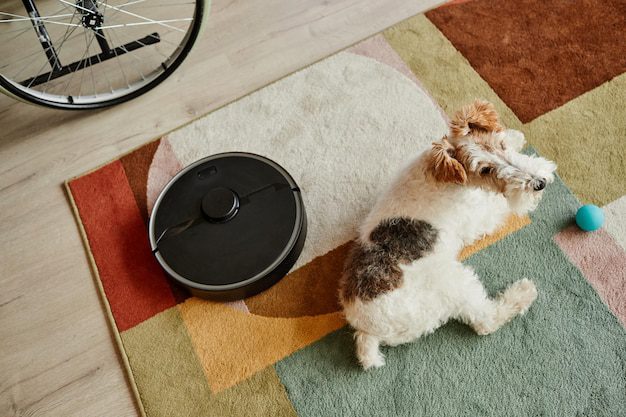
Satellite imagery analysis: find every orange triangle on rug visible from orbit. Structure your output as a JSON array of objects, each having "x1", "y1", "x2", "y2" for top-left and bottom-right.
[{"x1": 179, "y1": 298, "x2": 345, "y2": 393}]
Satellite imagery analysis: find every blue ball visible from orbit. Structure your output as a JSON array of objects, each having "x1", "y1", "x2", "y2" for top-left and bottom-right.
[{"x1": 575, "y1": 204, "x2": 604, "y2": 232}]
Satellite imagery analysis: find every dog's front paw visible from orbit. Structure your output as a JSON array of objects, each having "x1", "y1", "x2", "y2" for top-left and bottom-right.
[
  {"x1": 501, "y1": 129, "x2": 526, "y2": 152},
  {"x1": 505, "y1": 190, "x2": 542, "y2": 215},
  {"x1": 530, "y1": 156, "x2": 557, "y2": 185}
]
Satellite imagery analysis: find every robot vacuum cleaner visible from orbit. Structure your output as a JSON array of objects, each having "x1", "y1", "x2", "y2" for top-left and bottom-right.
[{"x1": 149, "y1": 152, "x2": 307, "y2": 301}]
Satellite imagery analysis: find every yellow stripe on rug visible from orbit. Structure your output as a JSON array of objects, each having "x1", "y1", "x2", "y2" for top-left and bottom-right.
[{"x1": 459, "y1": 214, "x2": 531, "y2": 260}]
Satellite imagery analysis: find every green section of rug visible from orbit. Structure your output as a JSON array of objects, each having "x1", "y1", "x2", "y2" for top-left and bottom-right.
[{"x1": 275, "y1": 168, "x2": 626, "y2": 417}]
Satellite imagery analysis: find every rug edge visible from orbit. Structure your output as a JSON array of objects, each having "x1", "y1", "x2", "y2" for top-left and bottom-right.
[
  {"x1": 65, "y1": 138, "x2": 162, "y2": 184},
  {"x1": 64, "y1": 180, "x2": 148, "y2": 417}
]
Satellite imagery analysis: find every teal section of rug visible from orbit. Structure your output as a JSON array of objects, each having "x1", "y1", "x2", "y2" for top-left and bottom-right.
[{"x1": 274, "y1": 171, "x2": 626, "y2": 417}]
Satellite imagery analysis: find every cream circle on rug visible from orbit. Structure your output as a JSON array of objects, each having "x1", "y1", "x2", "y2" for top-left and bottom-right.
[{"x1": 149, "y1": 51, "x2": 448, "y2": 269}]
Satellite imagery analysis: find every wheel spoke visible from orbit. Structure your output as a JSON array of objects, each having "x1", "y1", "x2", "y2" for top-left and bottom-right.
[
  {"x1": 120, "y1": 2, "x2": 196, "y2": 8},
  {"x1": 1, "y1": 5, "x2": 78, "y2": 70},
  {"x1": 92, "y1": 43, "x2": 115, "y2": 94},
  {"x1": 96, "y1": 0, "x2": 185, "y2": 48},
  {"x1": 56, "y1": 0, "x2": 96, "y2": 15},
  {"x1": 2, "y1": 25, "x2": 37, "y2": 46},
  {"x1": 0, "y1": 11, "x2": 81, "y2": 27},
  {"x1": 104, "y1": 26, "x2": 146, "y2": 80},
  {"x1": 0, "y1": 13, "x2": 74, "y2": 23},
  {"x1": 95, "y1": 0, "x2": 185, "y2": 32},
  {"x1": 13, "y1": 39, "x2": 60, "y2": 81},
  {"x1": 43, "y1": 11, "x2": 79, "y2": 93},
  {"x1": 115, "y1": 0, "x2": 147, "y2": 8},
  {"x1": 99, "y1": 18, "x2": 191, "y2": 30},
  {"x1": 1, "y1": 1, "x2": 73, "y2": 35},
  {"x1": 61, "y1": 27, "x2": 95, "y2": 95},
  {"x1": 4, "y1": 24, "x2": 83, "y2": 73}
]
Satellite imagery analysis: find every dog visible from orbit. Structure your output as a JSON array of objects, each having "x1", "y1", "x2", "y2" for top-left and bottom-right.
[{"x1": 338, "y1": 100, "x2": 556, "y2": 370}]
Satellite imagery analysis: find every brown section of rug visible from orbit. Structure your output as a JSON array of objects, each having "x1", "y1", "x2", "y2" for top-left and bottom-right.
[
  {"x1": 120, "y1": 139, "x2": 161, "y2": 223},
  {"x1": 426, "y1": 0, "x2": 626, "y2": 122},
  {"x1": 245, "y1": 242, "x2": 351, "y2": 318}
]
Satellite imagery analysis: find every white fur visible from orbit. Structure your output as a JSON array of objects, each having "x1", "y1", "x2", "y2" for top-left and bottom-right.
[
  {"x1": 343, "y1": 129, "x2": 553, "y2": 370},
  {"x1": 497, "y1": 128, "x2": 526, "y2": 152}
]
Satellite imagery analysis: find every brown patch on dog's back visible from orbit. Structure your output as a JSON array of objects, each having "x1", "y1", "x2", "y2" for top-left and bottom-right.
[
  {"x1": 340, "y1": 244, "x2": 403, "y2": 303},
  {"x1": 370, "y1": 217, "x2": 438, "y2": 261},
  {"x1": 340, "y1": 218, "x2": 438, "y2": 302}
]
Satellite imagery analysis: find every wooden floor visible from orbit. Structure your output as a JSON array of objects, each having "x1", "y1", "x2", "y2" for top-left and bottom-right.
[{"x1": 0, "y1": 0, "x2": 441, "y2": 415}]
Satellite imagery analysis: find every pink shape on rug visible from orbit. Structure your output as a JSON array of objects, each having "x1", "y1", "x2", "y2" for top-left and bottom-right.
[
  {"x1": 554, "y1": 226, "x2": 626, "y2": 327},
  {"x1": 146, "y1": 137, "x2": 184, "y2": 216},
  {"x1": 348, "y1": 34, "x2": 448, "y2": 122},
  {"x1": 440, "y1": 0, "x2": 474, "y2": 7},
  {"x1": 226, "y1": 300, "x2": 249, "y2": 313}
]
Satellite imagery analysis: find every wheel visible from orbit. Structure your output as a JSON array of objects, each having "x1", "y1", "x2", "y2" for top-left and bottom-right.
[{"x1": 0, "y1": 0, "x2": 209, "y2": 109}]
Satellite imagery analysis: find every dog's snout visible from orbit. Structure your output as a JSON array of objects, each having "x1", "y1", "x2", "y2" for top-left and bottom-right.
[{"x1": 533, "y1": 179, "x2": 546, "y2": 191}]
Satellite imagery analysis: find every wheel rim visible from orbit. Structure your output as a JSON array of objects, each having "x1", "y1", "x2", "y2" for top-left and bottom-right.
[{"x1": 0, "y1": 0, "x2": 202, "y2": 107}]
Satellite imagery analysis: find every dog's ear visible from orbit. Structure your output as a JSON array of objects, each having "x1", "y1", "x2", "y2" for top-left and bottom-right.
[
  {"x1": 449, "y1": 100, "x2": 503, "y2": 138},
  {"x1": 426, "y1": 138, "x2": 467, "y2": 184}
]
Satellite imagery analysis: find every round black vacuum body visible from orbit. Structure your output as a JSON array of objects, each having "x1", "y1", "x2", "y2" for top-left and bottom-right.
[{"x1": 149, "y1": 152, "x2": 307, "y2": 301}]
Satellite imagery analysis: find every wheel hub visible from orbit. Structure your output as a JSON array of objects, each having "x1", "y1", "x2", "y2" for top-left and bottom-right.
[
  {"x1": 77, "y1": 0, "x2": 104, "y2": 29},
  {"x1": 81, "y1": 12, "x2": 103, "y2": 29}
]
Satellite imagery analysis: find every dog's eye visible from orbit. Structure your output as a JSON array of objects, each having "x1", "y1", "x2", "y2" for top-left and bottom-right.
[{"x1": 479, "y1": 166, "x2": 493, "y2": 176}]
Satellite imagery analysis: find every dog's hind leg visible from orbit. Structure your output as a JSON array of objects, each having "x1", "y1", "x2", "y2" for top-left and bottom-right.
[
  {"x1": 355, "y1": 330, "x2": 385, "y2": 370},
  {"x1": 454, "y1": 267, "x2": 538, "y2": 335}
]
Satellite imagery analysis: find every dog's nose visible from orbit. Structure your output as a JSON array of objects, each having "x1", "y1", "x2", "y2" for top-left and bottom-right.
[{"x1": 533, "y1": 179, "x2": 546, "y2": 191}]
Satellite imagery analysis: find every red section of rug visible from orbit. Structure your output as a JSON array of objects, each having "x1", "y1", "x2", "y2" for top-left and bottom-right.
[{"x1": 69, "y1": 161, "x2": 176, "y2": 331}]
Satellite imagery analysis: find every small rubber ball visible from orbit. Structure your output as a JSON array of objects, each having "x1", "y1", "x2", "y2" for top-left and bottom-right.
[{"x1": 575, "y1": 204, "x2": 604, "y2": 232}]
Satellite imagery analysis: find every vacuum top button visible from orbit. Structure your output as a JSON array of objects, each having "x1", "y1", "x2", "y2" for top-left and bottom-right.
[{"x1": 201, "y1": 187, "x2": 239, "y2": 222}]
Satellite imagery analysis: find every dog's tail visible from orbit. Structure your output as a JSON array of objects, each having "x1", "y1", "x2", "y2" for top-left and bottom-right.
[
  {"x1": 355, "y1": 330, "x2": 385, "y2": 370},
  {"x1": 449, "y1": 99, "x2": 502, "y2": 138}
]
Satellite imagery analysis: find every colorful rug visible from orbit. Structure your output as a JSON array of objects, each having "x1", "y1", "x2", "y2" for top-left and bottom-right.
[{"x1": 67, "y1": 1, "x2": 626, "y2": 416}]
